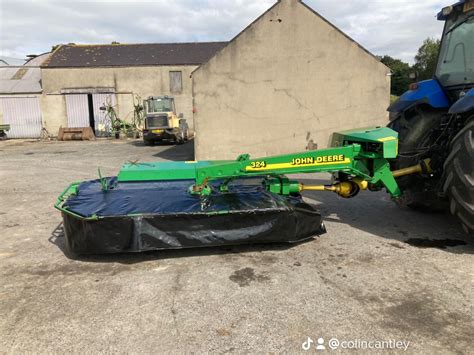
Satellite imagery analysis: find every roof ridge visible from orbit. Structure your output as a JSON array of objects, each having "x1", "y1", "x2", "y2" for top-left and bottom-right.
[{"x1": 61, "y1": 41, "x2": 228, "y2": 48}]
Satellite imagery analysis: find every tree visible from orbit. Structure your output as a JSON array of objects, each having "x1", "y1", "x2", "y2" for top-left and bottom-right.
[
  {"x1": 413, "y1": 38, "x2": 441, "y2": 81},
  {"x1": 380, "y1": 55, "x2": 412, "y2": 96}
]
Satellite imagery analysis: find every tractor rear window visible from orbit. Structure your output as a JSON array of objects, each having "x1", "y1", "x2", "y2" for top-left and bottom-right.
[{"x1": 436, "y1": 16, "x2": 474, "y2": 87}]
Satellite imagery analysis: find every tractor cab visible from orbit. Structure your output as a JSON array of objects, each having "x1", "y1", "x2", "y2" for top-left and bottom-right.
[
  {"x1": 389, "y1": 0, "x2": 474, "y2": 117},
  {"x1": 436, "y1": 1, "x2": 474, "y2": 100},
  {"x1": 142, "y1": 96, "x2": 188, "y2": 145}
]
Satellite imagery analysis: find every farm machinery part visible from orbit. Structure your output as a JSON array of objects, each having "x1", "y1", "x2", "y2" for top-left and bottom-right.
[
  {"x1": 0, "y1": 124, "x2": 10, "y2": 140},
  {"x1": 388, "y1": 0, "x2": 474, "y2": 233},
  {"x1": 55, "y1": 127, "x2": 431, "y2": 255}
]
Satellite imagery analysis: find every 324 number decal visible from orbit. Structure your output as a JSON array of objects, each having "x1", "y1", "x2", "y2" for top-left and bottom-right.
[{"x1": 250, "y1": 161, "x2": 267, "y2": 169}]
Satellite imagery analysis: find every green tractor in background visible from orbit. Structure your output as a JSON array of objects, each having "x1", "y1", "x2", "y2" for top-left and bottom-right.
[
  {"x1": 388, "y1": 0, "x2": 474, "y2": 234},
  {"x1": 142, "y1": 96, "x2": 189, "y2": 145}
]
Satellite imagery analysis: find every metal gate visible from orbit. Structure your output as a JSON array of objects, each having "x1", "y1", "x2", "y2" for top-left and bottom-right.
[
  {"x1": 92, "y1": 93, "x2": 116, "y2": 135},
  {"x1": 65, "y1": 94, "x2": 89, "y2": 128},
  {"x1": 0, "y1": 96, "x2": 42, "y2": 138}
]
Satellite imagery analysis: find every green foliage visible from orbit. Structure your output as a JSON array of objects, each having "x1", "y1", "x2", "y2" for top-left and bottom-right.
[
  {"x1": 380, "y1": 55, "x2": 412, "y2": 96},
  {"x1": 380, "y1": 37, "x2": 441, "y2": 97},
  {"x1": 390, "y1": 95, "x2": 399, "y2": 104},
  {"x1": 413, "y1": 38, "x2": 441, "y2": 81}
]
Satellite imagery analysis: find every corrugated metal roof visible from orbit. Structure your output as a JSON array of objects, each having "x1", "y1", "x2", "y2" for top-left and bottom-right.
[
  {"x1": 0, "y1": 56, "x2": 26, "y2": 66},
  {"x1": 43, "y1": 42, "x2": 228, "y2": 68},
  {"x1": 0, "y1": 52, "x2": 51, "y2": 94}
]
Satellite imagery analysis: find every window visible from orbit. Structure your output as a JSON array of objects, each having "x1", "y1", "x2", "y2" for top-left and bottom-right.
[
  {"x1": 146, "y1": 97, "x2": 173, "y2": 113},
  {"x1": 436, "y1": 16, "x2": 474, "y2": 87},
  {"x1": 169, "y1": 71, "x2": 183, "y2": 94}
]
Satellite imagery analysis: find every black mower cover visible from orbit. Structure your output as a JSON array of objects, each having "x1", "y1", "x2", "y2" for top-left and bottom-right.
[{"x1": 61, "y1": 178, "x2": 326, "y2": 254}]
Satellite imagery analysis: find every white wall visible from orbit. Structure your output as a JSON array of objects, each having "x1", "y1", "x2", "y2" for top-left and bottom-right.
[
  {"x1": 41, "y1": 65, "x2": 197, "y2": 136},
  {"x1": 193, "y1": 0, "x2": 390, "y2": 160}
]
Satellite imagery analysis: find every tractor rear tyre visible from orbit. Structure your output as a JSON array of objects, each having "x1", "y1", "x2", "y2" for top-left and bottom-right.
[
  {"x1": 388, "y1": 108, "x2": 446, "y2": 211},
  {"x1": 443, "y1": 119, "x2": 474, "y2": 235}
]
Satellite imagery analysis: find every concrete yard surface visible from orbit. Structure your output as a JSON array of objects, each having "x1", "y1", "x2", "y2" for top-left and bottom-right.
[{"x1": 0, "y1": 139, "x2": 472, "y2": 353}]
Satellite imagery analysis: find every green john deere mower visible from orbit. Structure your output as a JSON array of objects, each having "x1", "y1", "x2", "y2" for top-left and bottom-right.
[
  {"x1": 54, "y1": 1, "x2": 474, "y2": 255},
  {"x1": 55, "y1": 126, "x2": 434, "y2": 255}
]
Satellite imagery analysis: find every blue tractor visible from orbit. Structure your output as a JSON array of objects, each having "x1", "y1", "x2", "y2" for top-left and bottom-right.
[{"x1": 388, "y1": 0, "x2": 473, "y2": 234}]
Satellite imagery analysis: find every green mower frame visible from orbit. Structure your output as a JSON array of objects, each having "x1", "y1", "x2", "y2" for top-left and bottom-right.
[{"x1": 115, "y1": 127, "x2": 427, "y2": 200}]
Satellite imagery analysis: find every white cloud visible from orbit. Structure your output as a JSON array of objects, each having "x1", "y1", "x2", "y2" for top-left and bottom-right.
[
  {"x1": 0, "y1": 0, "x2": 447, "y2": 63},
  {"x1": 304, "y1": 0, "x2": 446, "y2": 63}
]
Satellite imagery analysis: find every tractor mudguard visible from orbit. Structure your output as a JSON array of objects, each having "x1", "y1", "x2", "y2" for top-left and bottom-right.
[
  {"x1": 449, "y1": 88, "x2": 474, "y2": 114},
  {"x1": 388, "y1": 79, "x2": 450, "y2": 118}
]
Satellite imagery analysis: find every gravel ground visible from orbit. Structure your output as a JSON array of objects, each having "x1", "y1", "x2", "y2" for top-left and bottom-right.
[{"x1": 0, "y1": 138, "x2": 472, "y2": 353}]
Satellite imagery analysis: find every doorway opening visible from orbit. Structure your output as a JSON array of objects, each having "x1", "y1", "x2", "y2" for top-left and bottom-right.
[
  {"x1": 65, "y1": 91, "x2": 116, "y2": 136},
  {"x1": 87, "y1": 94, "x2": 95, "y2": 135}
]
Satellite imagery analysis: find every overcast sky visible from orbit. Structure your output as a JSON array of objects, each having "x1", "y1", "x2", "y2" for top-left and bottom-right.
[{"x1": 0, "y1": 0, "x2": 447, "y2": 64}]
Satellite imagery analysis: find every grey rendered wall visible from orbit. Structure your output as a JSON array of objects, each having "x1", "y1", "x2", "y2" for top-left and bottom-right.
[
  {"x1": 41, "y1": 65, "x2": 197, "y2": 136},
  {"x1": 193, "y1": 0, "x2": 390, "y2": 160}
]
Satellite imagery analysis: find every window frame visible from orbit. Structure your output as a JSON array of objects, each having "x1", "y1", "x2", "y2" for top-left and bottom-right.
[{"x1": 169, "y1": 71, "x2": 183, "y2": 94}]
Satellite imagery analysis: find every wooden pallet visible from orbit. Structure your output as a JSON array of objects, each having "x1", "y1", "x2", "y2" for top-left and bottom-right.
[{"x1": 58, "y1": 127, "x2": 95, "y2": 141}]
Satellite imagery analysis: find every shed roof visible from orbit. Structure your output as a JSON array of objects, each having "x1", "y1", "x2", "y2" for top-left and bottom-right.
[
  {"x1": 43, "y1": 42, "x2": 228, "y2": 68},
  {"x1": 0, "y1": 56, "x2": 26, "y2": 66},
  {"x1": 0, "y1": 52, "x2": 51, "y2": 94}
]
